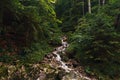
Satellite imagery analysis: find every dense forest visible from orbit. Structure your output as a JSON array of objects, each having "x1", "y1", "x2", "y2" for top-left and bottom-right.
[{"x1": 0, "y1": 0, "x2": 120, "y2": 80}]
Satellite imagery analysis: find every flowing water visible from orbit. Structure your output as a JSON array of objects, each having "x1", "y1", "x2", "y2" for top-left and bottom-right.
[{"x1": 37, "y1": 37, "x2": 97, "y2": 80}]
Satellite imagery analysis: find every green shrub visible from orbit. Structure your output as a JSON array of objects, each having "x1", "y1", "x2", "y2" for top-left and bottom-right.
[
  {"x1": 0, "y1": 66, "x2": 8, "y2": 77},
  {"x1": 68, "y1": 13, "x2": 120, "y2": 78}
]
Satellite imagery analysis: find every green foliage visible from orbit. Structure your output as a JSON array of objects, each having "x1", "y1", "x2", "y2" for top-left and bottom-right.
[
  {"x1": 0, "y1": 0, "x2": 120, "y2": 79},
  {"x1": 0, "y1": 66, "x2": 7, "y2": 77},
  {"x1": 0, "y1": 55, "x2": 15, "y2": 63},
  {"x1": 20, "y1": 42, "x2": 52, "y2": 63},
  {"x1": 0, "y1": 0, "x2": 60, "y2": 44},
  {"x1": 0, "y1": 0, "x2": 61, "y2": 63},
  {"x1": 55, "y1": 0, "x2": 87, "y2": 32},
  {"x1": 67, "y1": 1, "x2": 120, "y2": 78}
]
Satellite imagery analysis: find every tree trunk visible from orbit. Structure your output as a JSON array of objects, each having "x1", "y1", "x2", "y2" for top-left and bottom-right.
[
  {"x1": 115, "y1": 14, "x2": 120, "y2": 31},
  {"x1": 88, "y1": 0, "x2": 91, "y2": 14},
  {"x1": 69, "y1": 0, "x2": 73, "y2": 17},
  {"x1": 102, "y1": 0, "x2": 105, "y2": 5},
  {"x1": 99, "y1": 0, "x2": 101, "y2": 6},
  {"x1": 82, "y1": 0, "x2": 85, "y2": 16},
  {"x1": 0, "y1": 3, "x2": 3, "y2": 26}
]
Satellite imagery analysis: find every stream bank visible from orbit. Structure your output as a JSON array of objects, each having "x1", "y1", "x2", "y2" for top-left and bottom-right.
[
  {"x1": 37, "y1": 36, "x2": 97, "y2": 80},
  {"x1": 0, "y1": 37, "x2": 97, "y2": 80}
]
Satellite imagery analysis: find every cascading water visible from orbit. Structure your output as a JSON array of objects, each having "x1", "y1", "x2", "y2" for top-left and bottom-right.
[
  {"x1": 37, "y1": 36, "x2": 97, "y2": 80},
  {"x1": 53, "y1": 51, "x2": 72, "y2": 73}
]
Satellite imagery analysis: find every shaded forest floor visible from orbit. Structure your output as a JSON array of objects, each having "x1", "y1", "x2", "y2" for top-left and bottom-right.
[{"x1": 0, "y1": 38, "x2": 97, "y2": 80}]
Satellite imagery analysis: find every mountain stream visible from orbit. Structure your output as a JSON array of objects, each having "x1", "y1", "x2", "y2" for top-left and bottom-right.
[{"x1": 37, "y1": 37, "x2": 97, "y2": 80}]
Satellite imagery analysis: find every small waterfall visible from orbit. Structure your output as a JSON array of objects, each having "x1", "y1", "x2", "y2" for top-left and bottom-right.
[
  {"x1": 53, "y1": 37, "x2": 71, "y2": 72},
  {"x1": 37, "y1": 36, "x2": 96, "y2": 80},
  {"x1": 54, "y1": 52, "x2": 72, "y2": 72},
  {"x1": 52, "y1": 38, "x2": 72, "y2": 73}
]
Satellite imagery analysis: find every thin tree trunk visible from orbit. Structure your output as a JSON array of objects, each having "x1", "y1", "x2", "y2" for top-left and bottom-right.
[
  {"x1": 102, "y1": 0, "x2": 105, "y2": 5},
  {"x1": 69, "y1": 0, "x2": 73, "y2": 17},
  {"x1": 88, "y1": 0, "x2": 91, "y2": 14},
  {"x1": 0, "y1": 10, "x2": 3, "y2": 25},
  {"x1": 0, "y1": 4, "x2": 3, "y2": 26},
  {"x1": 99, "y1": 0, "x2": 101, "y2": 6}
]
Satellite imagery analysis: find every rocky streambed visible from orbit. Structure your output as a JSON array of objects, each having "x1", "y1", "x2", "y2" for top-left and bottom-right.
[
  {"x1": 0, "y1": 37, "x2": 97, "y2": 80},
  {"x1": 37, "y1": 37, "x2": 97, "y2": 80}
]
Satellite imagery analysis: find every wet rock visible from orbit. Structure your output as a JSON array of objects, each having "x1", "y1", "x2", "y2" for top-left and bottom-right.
[
  {"x1": 44, "y1": 37, "x2": 96, "y2": 80},
  {"x1": 58, "y1": 70, "x2": 67, "y2": 79},
  {"x1": 60, "y1": 54, "x2": 69, "y2": 62},
  {"x1": 0, "y1": 62, "x2": 3, "y2": 66},
  {"x1": 37, "y1": 70, "x2": 46, "y2": 80},
  {"x1": 45, "y1": 53, "x2": 53, "y2": 59},
  {"x1": 0, "y1": 36, "x2": 97, "y2": 80},
  {"x1": 70, "y1": 59, "x2": 79, "y2": 68},
  {"x1": 52, "y1": 53, "x2": 57, "y2": 57}
]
